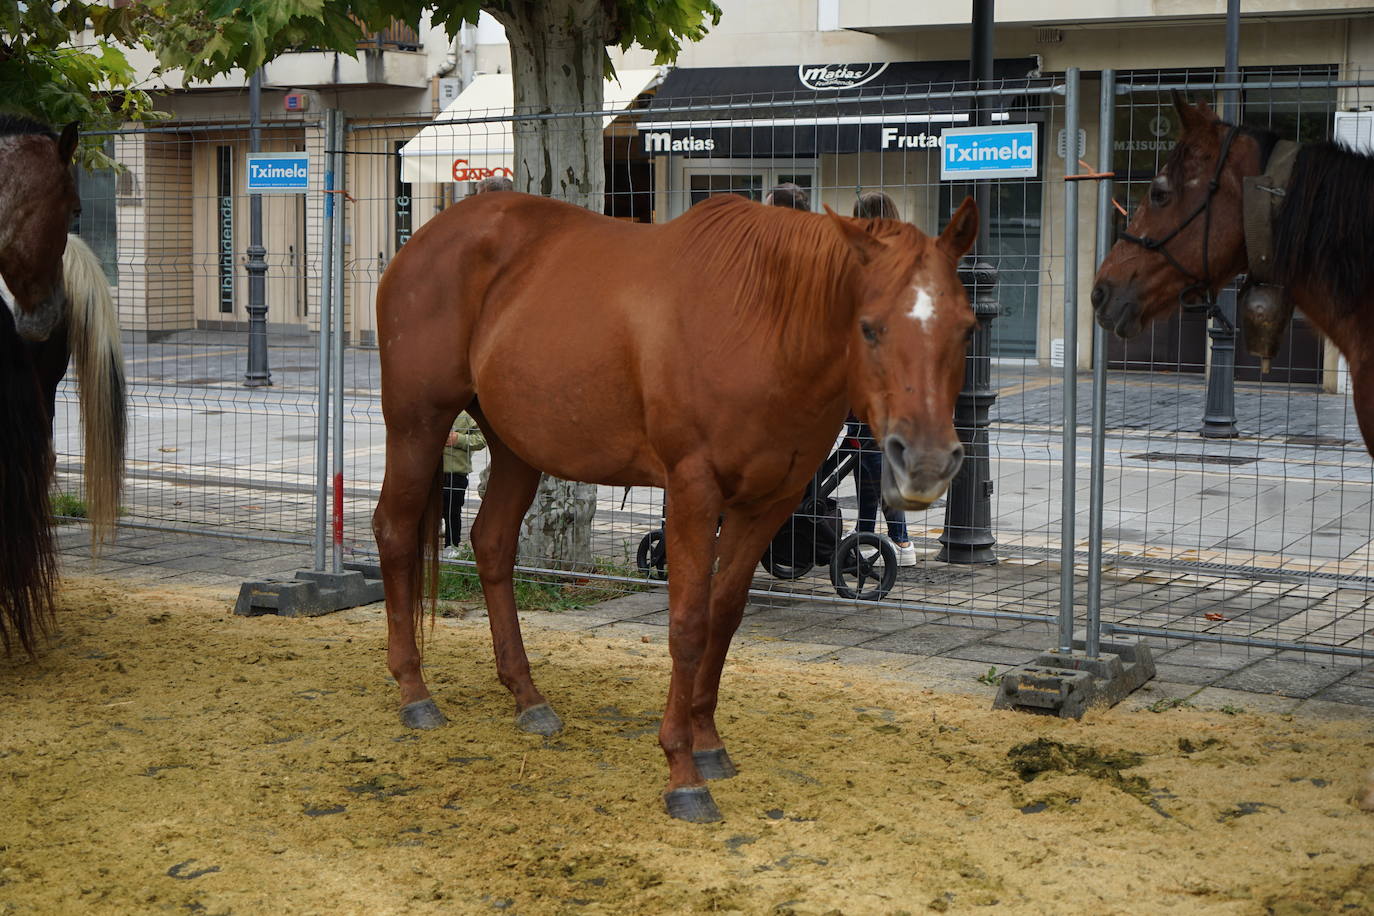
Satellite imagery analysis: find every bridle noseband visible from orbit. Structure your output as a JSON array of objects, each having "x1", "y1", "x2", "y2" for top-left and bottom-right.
[{"x1": 1118, "y1": 124, "x2": 1242, "y2": 327}]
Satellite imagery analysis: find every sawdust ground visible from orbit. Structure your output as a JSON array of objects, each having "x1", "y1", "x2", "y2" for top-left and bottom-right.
[{"x1": 1, "y1": 578, "x2": 1372, "y2": 915}]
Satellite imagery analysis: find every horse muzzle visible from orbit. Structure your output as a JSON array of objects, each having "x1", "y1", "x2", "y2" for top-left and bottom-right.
[
  {"x1": 11, "y1": 289, "x2": 64, "y2": 343},
  {"x1": 1090, "y1": 280, "x2": 1144, "y2": 339},
  {"x1": 880, "y1": 434, "x2": 964, "y2": 510}
]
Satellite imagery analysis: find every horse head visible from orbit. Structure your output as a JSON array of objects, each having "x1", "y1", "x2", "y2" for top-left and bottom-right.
[
  {"x1": 0, "y1": 121, "x2": 79, "y2": 343},
  {"x1": 1092, "y1": 94, "x2": 1261, "y2": 338},
  {"x1": 826, "y1": 197, "x2": 978, "y2": 510}
]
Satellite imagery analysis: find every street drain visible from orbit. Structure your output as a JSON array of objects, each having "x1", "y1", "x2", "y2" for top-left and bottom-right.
[{"x1": 1129, "y1": 452, "x2": 1258, "y2": 466}]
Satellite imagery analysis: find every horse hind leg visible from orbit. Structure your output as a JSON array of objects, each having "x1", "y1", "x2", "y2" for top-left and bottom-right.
[
  {"x1": 373, "y1": 403, "x2": 458, "y2": 729},
  {"x1": 467, "y1": 423, "x2": 562, "y2": 736}
]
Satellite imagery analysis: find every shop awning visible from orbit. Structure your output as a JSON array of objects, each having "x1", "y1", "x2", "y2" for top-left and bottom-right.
[
  {"x1": 399, "y1": 69, "x2": 661, "y2": 184},
  {"x1": 638, "y1": 59, "x2": 1041, "y2": 158}
]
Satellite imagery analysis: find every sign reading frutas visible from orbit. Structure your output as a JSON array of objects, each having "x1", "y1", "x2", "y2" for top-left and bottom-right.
[
  {"x1": 940, "y1": 124, "x2": 1039, "y2": 180},
  {"x1": 245, "y1": 153, "x2": 310, "y2": 193}
]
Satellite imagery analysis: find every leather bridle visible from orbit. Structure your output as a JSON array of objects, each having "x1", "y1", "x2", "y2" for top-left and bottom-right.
[{"x1": 1117, "y1": 123, "x2": 1242, "y2": 327}]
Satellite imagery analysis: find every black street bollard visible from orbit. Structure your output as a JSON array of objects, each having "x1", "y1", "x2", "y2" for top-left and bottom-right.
[{"x1": 938, "y1": 257, "x2": 999, "y2": 564}]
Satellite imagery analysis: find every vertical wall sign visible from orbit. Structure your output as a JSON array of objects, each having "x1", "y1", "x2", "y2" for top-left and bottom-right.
[
  {"x1": 216, "y1": 146, "x2": 234, "y2": 313},
  {"x1": 394, "y1": 141, "x2": 413, "y2": 253}
]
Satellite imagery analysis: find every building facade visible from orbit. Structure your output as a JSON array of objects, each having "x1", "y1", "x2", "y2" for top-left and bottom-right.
[{"x1": 81, "y1": 2, "x2": 1374, "y2": 384}]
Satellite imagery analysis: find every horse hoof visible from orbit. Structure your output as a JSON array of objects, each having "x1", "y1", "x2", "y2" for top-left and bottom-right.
[
  {"x1": 400, "y1": 698, "x2": 447, "y2": 730},
  {"x1": 664, "y1": 786, "x2": 722, "y2": 823},
  {"x1": 693, "y1": 748, "x2": 739, "y2": 780},
  {"x1": 515, "y1": 703, "x2": 563, "y2": 736}
]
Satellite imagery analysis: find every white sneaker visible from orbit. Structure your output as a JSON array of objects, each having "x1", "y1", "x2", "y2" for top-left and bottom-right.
[
  {"x1": 441, "y1": 545, "x2": 461, "y2": 560},
  {"x1": 892, "y1": 541, "x2": 918, "y2": 567}
]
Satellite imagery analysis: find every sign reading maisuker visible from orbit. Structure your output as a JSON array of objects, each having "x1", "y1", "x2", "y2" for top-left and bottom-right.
[
  {"x1": 940, "y1": 124, "x2": 1038, "y2": 180},
  {"x1": 245, "y1": 153, "x2": 310, "y2": 193}
]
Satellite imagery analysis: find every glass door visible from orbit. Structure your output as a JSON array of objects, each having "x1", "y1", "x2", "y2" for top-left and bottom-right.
[{"x1": 675, "y1": 161, "x2": 817, "y2": 217}]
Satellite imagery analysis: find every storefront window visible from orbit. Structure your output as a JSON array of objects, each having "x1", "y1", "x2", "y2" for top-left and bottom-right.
[
  {"x1": 75, "y1": 139, "x2": 118, "y2": 286},
  {"x1": 940, "y1": 180, "x2": 1043, "y2": 359}
]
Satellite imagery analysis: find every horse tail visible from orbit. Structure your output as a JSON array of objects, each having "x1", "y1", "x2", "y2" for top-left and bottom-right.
[
  {"x1": 0, "y1": 304, "x2": 57, "y2": 655},
  {"x1": 62, "y1": 234, "x2": 126, "y2": 549},
  {"x1": 418, "y1": 467, "x2": 443, "y2": 645}
]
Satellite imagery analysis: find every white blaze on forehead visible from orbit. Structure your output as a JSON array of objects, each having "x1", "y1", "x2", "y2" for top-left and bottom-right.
[{"x1": 907, "y1": 284, "x2": 937, "y2": 326}]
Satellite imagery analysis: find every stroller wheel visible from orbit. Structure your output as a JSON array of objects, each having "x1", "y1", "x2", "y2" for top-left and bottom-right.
[
  {"x1": 830, "y1": 532, "x2": 898, "y2": 600},
  {"x1": 636, "y1": 530, "x2": 667, "y2": 580},
  {"x1": 760, "y1": 544, "x2": 814, "y2": 580}
]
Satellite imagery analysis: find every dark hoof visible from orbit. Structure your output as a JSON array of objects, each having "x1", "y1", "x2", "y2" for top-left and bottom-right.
[
  {"x1": 693, "y1": 748, "x2": 739, "y2": 780},
  {"x1": 664, "y1": 786, "x2": 722, "y2": 823},
  {"x1": 515, "y1": 703, "x2": 563, "y2": 736},
  {"x1": 400, "y1": 698, "x2": 447, "y2": 730}
]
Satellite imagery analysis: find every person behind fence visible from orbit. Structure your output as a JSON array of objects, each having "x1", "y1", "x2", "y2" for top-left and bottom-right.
[
  {"x1": 475, "y1": 175, "x2": 513, "y2": 194},
  {"x1": 441, "y1": 411, "x2": 486, "y2": 560},
  {"x1": 764, "y1": 182, "x2": 809, "y2": 210},
  {"x1": 845, "y1": 189, "x2": 917, "y2": 567}
]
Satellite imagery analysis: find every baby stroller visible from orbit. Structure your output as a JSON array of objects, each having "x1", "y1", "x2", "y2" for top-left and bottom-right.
[{"x1": 635, "y1": 426, "x2": 900, "y2": 600}]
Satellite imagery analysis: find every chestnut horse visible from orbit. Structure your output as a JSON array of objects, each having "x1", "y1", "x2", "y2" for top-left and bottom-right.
[
  {"x1": 1092, "y1": 96, "x2": 1374, "y2": 811},
  {"x1": 373, "y1": 190, "x2": 978, "y2": 821},
  {"x1": 1, "y1": 116, "x2": 126, "y2": 655}
]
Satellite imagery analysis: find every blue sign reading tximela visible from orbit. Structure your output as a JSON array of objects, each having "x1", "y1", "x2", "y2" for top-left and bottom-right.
[
  {"x1": 940, "y1": 124, "x2": 1038, "y2": 180},
  {"x1": 245, "y1": 153, "x2": 310, "y2": 193}
]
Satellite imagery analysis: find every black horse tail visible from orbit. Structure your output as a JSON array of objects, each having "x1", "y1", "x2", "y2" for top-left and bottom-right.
[{"x1": 0, "y1": 303, "x2": 57, "y2": 655}]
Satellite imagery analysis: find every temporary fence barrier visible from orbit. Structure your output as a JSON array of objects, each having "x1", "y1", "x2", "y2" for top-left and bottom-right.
[{"x1": 48, "y1": 68, "x2": 1374, "y2": 662}]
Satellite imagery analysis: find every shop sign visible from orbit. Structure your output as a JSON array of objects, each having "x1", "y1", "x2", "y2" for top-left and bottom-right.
[
  {"x1": 940, "y1": 124, "x2": 1038, "y2": 180},
  {"x1": 451, "y1": 159, "x2": 513, "y2": 182},
  {"x1": 245, "y1": 153, "x2": 310, "y2": 193},
  {"x1": 879, "y1": 127, "x2": 940, "y2": 149},
  {"x1": 642, "y1": 132, "x2": 716, "y2": 154},
  {"x1": 797, "y1": 63, "x2": 890, "y2": 91}
]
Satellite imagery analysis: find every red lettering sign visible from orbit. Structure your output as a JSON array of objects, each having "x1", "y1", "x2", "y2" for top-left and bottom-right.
[{"x1": 451, "y1": 159, "x2": 514, "y2": 182}]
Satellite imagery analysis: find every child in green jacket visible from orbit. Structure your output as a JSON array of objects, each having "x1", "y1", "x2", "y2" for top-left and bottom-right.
[{"x1": 442, "y1": 412, "x2": 486, "y2": 559}]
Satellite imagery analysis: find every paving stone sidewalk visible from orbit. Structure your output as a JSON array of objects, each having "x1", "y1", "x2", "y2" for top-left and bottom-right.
[{"x1": 53, "y1": 526, "x2": 1374, "y2": 722}]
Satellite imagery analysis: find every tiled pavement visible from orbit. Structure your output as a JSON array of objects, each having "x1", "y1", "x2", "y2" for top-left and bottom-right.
[{"x1": 54, "y1": 525, "x2": 1374, "y2": 721}]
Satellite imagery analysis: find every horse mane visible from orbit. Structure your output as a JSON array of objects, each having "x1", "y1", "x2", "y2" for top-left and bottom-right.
[
  {"x1": 671, "y1": 195, "x2": 917, "y2": 355},
  {"x1": 0, "y1": 114, "x2": 55, "y2": 140},
  {"x1": 1272, "y1": 139, "x2": 1374, "y2": 313}
]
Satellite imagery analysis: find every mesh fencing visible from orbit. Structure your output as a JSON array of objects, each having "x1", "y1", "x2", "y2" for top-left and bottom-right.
[{"x1": 53, "y1": 70, "x2": 1374, "y2": 660}]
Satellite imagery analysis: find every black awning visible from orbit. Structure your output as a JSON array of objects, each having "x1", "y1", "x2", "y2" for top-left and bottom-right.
[{"x1": 638, "y1": 58, "x2": 1043, "y2": 158}]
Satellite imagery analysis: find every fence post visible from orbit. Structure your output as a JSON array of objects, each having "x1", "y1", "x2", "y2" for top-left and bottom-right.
[
  {"x1": 1058, "y1": 67, "x2": 1081, "y2": 653},
  {"x1": 331, "y1": 113, "x2": 348, "y2": 573},
  {"x1": 314, "y1": 109, "x2": 338, "y2": 572},
  {"x1": 1086, "y1": 72, "x2": 1116, "y2": 658}
]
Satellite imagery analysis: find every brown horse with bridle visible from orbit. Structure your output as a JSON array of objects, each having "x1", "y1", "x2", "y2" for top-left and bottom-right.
[
  {"x1": 1092, "y1": 94, "x2": 1374, "y2": 812},
  {"x1": 1093, "y1": 93, "x2": 1374, "y2": 435},
  {"x1": 373, "y1": 190, "x2": 978, "y2": 821}
]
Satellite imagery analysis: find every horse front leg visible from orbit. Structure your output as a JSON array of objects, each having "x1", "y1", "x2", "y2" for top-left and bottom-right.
[
  {"x1": 373, "y1": 407, "x2": 455, "y2": 729},
  {"x1": 659, "y1": 471, "x2": 726, "y2": 822},
  {"x1": 690, "y1": 496, "x2": 802, "y2": 781}
]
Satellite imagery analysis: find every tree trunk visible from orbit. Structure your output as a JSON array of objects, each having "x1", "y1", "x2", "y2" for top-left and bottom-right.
[{"x1": 489, "y1": 0, "x2": 609, "y2": 570}]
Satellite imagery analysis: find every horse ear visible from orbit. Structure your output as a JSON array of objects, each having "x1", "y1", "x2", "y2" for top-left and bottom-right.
[
  {"x1": 938, "y1": 196, "x2": 979, "y2": 261},
  {"x1": 57, "y1": 122, "x2": 79, "y2": 164},
  {"x1": 1171, "y1": 92, "x2": 1214, "y2": 131},
  {"x1": 823, "y1": 204, "x2": 884, "y2": 265}
]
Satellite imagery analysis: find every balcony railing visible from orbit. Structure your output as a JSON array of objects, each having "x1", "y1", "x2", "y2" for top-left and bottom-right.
[{"x1": 357, "y1": 19, "x2": 421, "y2": 52}]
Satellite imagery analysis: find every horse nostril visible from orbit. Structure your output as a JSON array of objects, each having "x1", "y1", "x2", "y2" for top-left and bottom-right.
[
  {"x1": 1090, "y1": 282, "x2": 1108, "y2": 310},
  {"x1": 946, "y1": 443, "x2": 965, "y2": 477},
  {"x1": 882, "y1": 435, "x2": 908, "y2": 474}
]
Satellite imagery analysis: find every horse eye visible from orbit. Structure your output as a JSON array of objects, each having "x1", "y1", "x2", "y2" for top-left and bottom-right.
[
  {"x1": 1148, "y1": 186, "x2": 1170, "y2": 208},
  {"x1": 860, "y1": 320, "x2": 881, "y2": 344}
]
